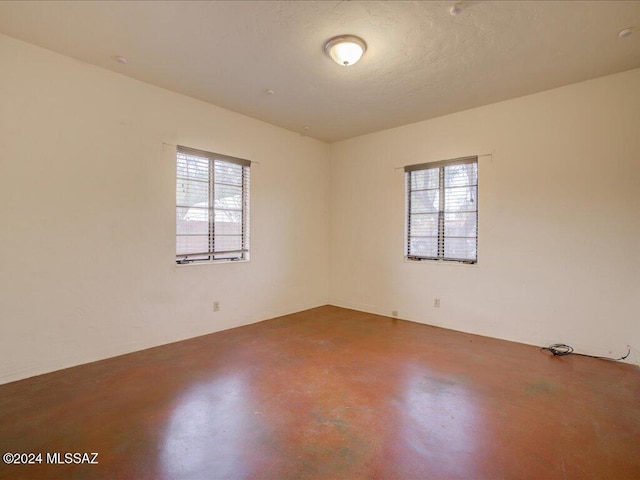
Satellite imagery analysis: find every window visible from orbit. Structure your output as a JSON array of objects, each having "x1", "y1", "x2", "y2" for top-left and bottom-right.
[
  {"x1": 405, "y1": 156, "x2": 477, "y2": 264},
  {"x1": 176, "y1": 146, "x2": 250, "y2": 264}
]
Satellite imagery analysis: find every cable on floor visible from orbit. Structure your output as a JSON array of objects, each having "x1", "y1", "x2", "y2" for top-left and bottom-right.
[
  {"x1": 541, "y1": 343, "x2": 630, "y2": 361},
  {"x1": 541, "y1": 344, "x2": 573, "y2": 356}
]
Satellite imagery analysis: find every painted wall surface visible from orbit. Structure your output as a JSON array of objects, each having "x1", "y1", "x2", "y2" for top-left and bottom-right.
[
  {"x1": 2, "y1": 33, "x2": 639, "y2": 385},
  {"x1": 330, "y1": 68, "x2": 640, "y2": 364},
  {"x1": 0, "y1": 34, "x2": 330, "y2": 384}
]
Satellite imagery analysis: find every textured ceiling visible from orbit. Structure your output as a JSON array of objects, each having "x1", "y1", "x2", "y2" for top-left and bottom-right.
[{"x1": 0, "y1": 1, "x2": 639, "y2": 143}]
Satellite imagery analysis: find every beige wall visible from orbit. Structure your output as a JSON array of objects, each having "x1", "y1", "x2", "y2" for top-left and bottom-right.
[
  {"x1": 330, "y1": 68, "x2": 640, "y2": 364},
  {"x1": 2, "y1": 33, "x2": 639, "y2": 385},
  {"x1": 0, "y1": 34, "x2": 330, "y2": 384}
]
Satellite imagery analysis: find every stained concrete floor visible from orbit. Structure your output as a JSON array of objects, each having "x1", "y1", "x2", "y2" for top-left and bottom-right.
[{"x1": 0, "y1": 306, "x2": 639, "y2": 479}]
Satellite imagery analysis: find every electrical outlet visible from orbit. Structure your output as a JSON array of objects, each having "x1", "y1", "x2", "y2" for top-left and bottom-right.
[
  {"x1": 213, "y1": 301, "x2": 220, "y2": 312},
  {"x1": 392, "y1": 310, "x2": 398, "y2": 317},
  {"x1": 434, "y1": 298, "x2": 440, "y2": 308}
]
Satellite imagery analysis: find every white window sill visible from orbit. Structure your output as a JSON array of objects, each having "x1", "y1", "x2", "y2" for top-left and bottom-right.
[
  {"x1": 175, "y1": 259, "x2": 250, "y2": 267},
  {"x1": 404, "y1": 257, "x2": 477, "y2": 267}
]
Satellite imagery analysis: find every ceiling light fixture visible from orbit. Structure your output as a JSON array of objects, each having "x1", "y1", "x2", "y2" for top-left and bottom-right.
[
  {"x1": 449, "y1": 2, "x2": 464, "y2": 16},
  {"x1": 324, "y1": 35, "x2": 367, "y2": 66},
  {"x1": 618, "y1": 27, "x2": 633, "y2": 39}
]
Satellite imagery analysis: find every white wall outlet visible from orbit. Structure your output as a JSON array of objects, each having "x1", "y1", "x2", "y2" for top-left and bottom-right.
[
  {"x1": 392, "y1": 310, "x2": 398, "y2": 317},
  {"x1": 434, "y1": 298, "x2": 440, "y2": 308},
  {"x1": 213, "y1": 301, "x2": 220, "y2": 312}
]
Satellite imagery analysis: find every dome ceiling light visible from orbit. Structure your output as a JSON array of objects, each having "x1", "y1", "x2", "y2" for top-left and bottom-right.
[{"x1": 324, "y1": 35, "x2": 367, "y2": 66}]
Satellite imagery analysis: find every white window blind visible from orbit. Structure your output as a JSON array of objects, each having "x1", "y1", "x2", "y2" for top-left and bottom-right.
[
  {"x1": 405, "y1": 156, "x2": 478, "y2": 264},
  {"x1": 176, "y1": 146, "x2": 250, "y2": 264}
]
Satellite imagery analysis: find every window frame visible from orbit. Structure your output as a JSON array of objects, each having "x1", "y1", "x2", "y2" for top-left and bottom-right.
[
  {"x1": 175, "y1": 145, "x2": 250, "y2": 265},
  {"x1": 405, "y1": 156, "x2": 478, "y2": 264}
]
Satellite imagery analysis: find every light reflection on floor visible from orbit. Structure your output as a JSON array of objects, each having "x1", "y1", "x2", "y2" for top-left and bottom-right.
[
  {"x1": 400, "y1": 363, "x2": 481, "y2": 476},
  {"x1": 159, "y1": 373, "x2": 253, "y2": 480}
]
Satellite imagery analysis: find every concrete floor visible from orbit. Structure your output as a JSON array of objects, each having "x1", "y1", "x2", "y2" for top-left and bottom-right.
[{"x1": 0, "y1": 305, "x2": 639, "y2": 479}]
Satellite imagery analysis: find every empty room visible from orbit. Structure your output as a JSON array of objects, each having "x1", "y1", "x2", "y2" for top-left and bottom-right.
[{"x1": 1, "y1": 1, "x2": 639, "y2": 479}]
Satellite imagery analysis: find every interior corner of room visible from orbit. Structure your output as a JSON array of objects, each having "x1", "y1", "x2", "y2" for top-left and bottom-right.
[
  {"x1": 4, "y1": 35, "x2": 637, "y2": 385},
  {"x1": 0, "y1": 1, "x2": 639, "y2": 477}
]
